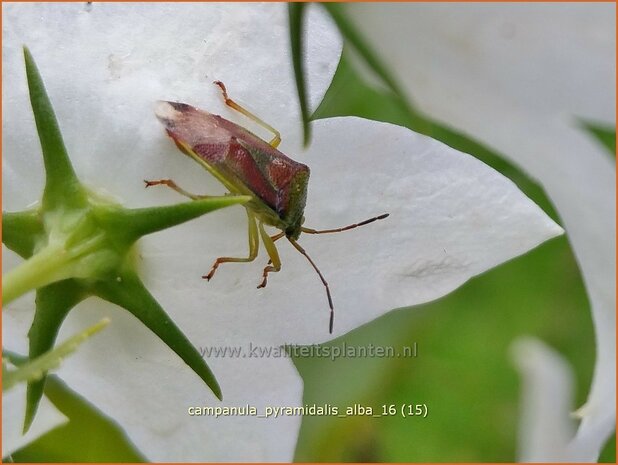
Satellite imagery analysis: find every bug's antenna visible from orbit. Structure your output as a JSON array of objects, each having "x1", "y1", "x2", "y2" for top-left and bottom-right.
[
  {"x1": 301, "y1": 213, "x2": 389, "y2": 235},
  {"x1": 288, "y1": 238, "x2": 334, "y2": 333}
]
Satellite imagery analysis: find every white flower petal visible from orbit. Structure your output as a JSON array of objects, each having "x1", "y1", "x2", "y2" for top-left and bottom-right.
[
  {"x1": 2, "y1": 383, "x2": 67, "y2": 457},
  {"x1": 346, "y1": 3, "x2": 615, "y2": 459},
  {"x1": 511, "y1": 337, "x2": 576, "y2": 462}
]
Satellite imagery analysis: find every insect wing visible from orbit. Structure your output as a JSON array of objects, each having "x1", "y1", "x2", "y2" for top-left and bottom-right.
[{"x1": 155, "y1": 101, "x2": 308, "y2": 221}]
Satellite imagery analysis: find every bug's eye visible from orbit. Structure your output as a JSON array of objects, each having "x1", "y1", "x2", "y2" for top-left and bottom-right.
[{"x1": 301, "y1": 216, "x2": 306, "y2": 225}]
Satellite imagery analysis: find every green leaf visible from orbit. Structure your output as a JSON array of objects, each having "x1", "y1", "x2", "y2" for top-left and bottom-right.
[
  {"x1": 97, "y1": 195, "x2": 251, "y2": 242},
  {"x1": 288, "y1": 3, "x2": 312, "y2": 146},
  {"x1": 2, "y1": 209, "x2": 43, "y2": 258},
  {"x1": 23, "y1": 46, "x2": 86, "y2": 210},
  {"x1": 580, "y1": 120, "x2": 616, "y2": 156},
  {"x1": 92, "y1": 268, "x2": 222, "y2": 400},
  {"x1": 25, "y1": 281, "x2": 87, "y2": 432},
  {"x1": 8, "y1": 370, "x2": 145, "y2": 462},
  {"x1": 4, "y1": 319, "x2": 109, "y2": 391}
]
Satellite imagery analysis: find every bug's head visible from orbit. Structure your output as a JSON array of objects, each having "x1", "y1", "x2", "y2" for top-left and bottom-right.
[
  {"x1": 285, "y1": 215, "x2": 305, "y2": 239},
  {"x1": 285, "y1": 222, "x2": 302, "y2": 241},
  {"x1": 282, "y1": 171, "x2": 309, "y2": 240}
]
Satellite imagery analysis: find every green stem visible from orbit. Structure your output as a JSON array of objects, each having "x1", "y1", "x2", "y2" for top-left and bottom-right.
[{"x1": 3, "y1": 244, "x2": 76, "y2": 305}]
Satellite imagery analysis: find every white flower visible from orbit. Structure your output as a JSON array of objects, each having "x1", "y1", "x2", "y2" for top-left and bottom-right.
[
  {"x1": 3, "y1": 3, "x2": 562, "y2": 460},
  {"x1": 344, "y1": 3, "x2": 615, "y2": 460}
]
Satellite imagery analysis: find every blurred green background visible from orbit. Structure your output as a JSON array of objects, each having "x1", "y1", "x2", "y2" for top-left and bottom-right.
[{"x1": 8, "y1": 41, "x2": 615, "y2": 465}]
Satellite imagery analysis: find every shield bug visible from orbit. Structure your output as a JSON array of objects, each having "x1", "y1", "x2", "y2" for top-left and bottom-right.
[{"x1": 148, "y1": 81, "x2": 388, "y2": 333}]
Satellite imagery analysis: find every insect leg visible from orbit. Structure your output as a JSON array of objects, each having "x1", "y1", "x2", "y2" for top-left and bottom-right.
[
  {"x1": 288, "y1": 238, "x2": 335, "y2": 334},
  {"x1": 203, "y1": 210, "x2": 259, "y2": 281},
  {"x1": 256, "y1": 223, "x2": 282, "y2": 289},
  {"x1": 214, "y1": 80, "x2": 282, "y2": 148},
  {"x1": 271, "y1": 231, "x2": 285, "y2": 243},
  {"x1": 144, "y1": 179, "x2": 213, "y2": 200},
  {"x1": 264, "y1": 232, "x2": 285, "y2": 265}
]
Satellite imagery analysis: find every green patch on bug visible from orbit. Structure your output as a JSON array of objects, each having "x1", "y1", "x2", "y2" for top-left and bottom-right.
[{"x1": 148, "y1": 82, "x2": 388, "y2": 333}]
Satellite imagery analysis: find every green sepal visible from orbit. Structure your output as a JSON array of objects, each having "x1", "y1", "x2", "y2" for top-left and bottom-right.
[
  {"x1": 4, "y1": 319, "x2": 109, "y2": 392},
  {"x1": 91, "y1": 267, "x2": 223, "y2": 400},
  {"x1": 25, "y1": 281, "x2": 88, "y2": 432},
  {"x1": 2, "y1": 209, "x2": 44, "y2": 258},
  {"x1": 23, "y1": 47, "x2": 86, "y2": 211},
  {"x1": 96, "y1": 195, "x2": 250, "y2": 243},
  {"x1": 288, "y1": 4, "x2": 312, "y2": 147}
]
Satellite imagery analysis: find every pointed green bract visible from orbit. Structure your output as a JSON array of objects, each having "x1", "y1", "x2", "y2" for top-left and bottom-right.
[
  {"x1": 23, "y1": 47, "x2": 86, "y2": 211},
  {"x1": 92, "y1": 268, "x2": 223, "y2": 400},
  {"x1": 288, "y1": 3, "x2": 312, "y2": 147},
  {"x1": 24, "y1": 281, "x2": 87, "y2": 432},
  {"x1": 97, "y1": 195, "x2": 251, "y2": 242}
]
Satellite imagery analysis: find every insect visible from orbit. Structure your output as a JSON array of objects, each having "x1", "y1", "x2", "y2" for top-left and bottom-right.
[{"x1": 147, "y1": 81, "x2": 388, "y2": 333}]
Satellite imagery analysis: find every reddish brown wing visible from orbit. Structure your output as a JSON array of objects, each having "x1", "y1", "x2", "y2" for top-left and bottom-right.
[{"x1": 155, "y1": 101, "x2": 309, "y2": 222}]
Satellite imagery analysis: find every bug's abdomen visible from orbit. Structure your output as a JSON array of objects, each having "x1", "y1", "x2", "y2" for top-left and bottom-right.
[{"x1": 216, "y1": 139, "x2": 279, "y2": 208}]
